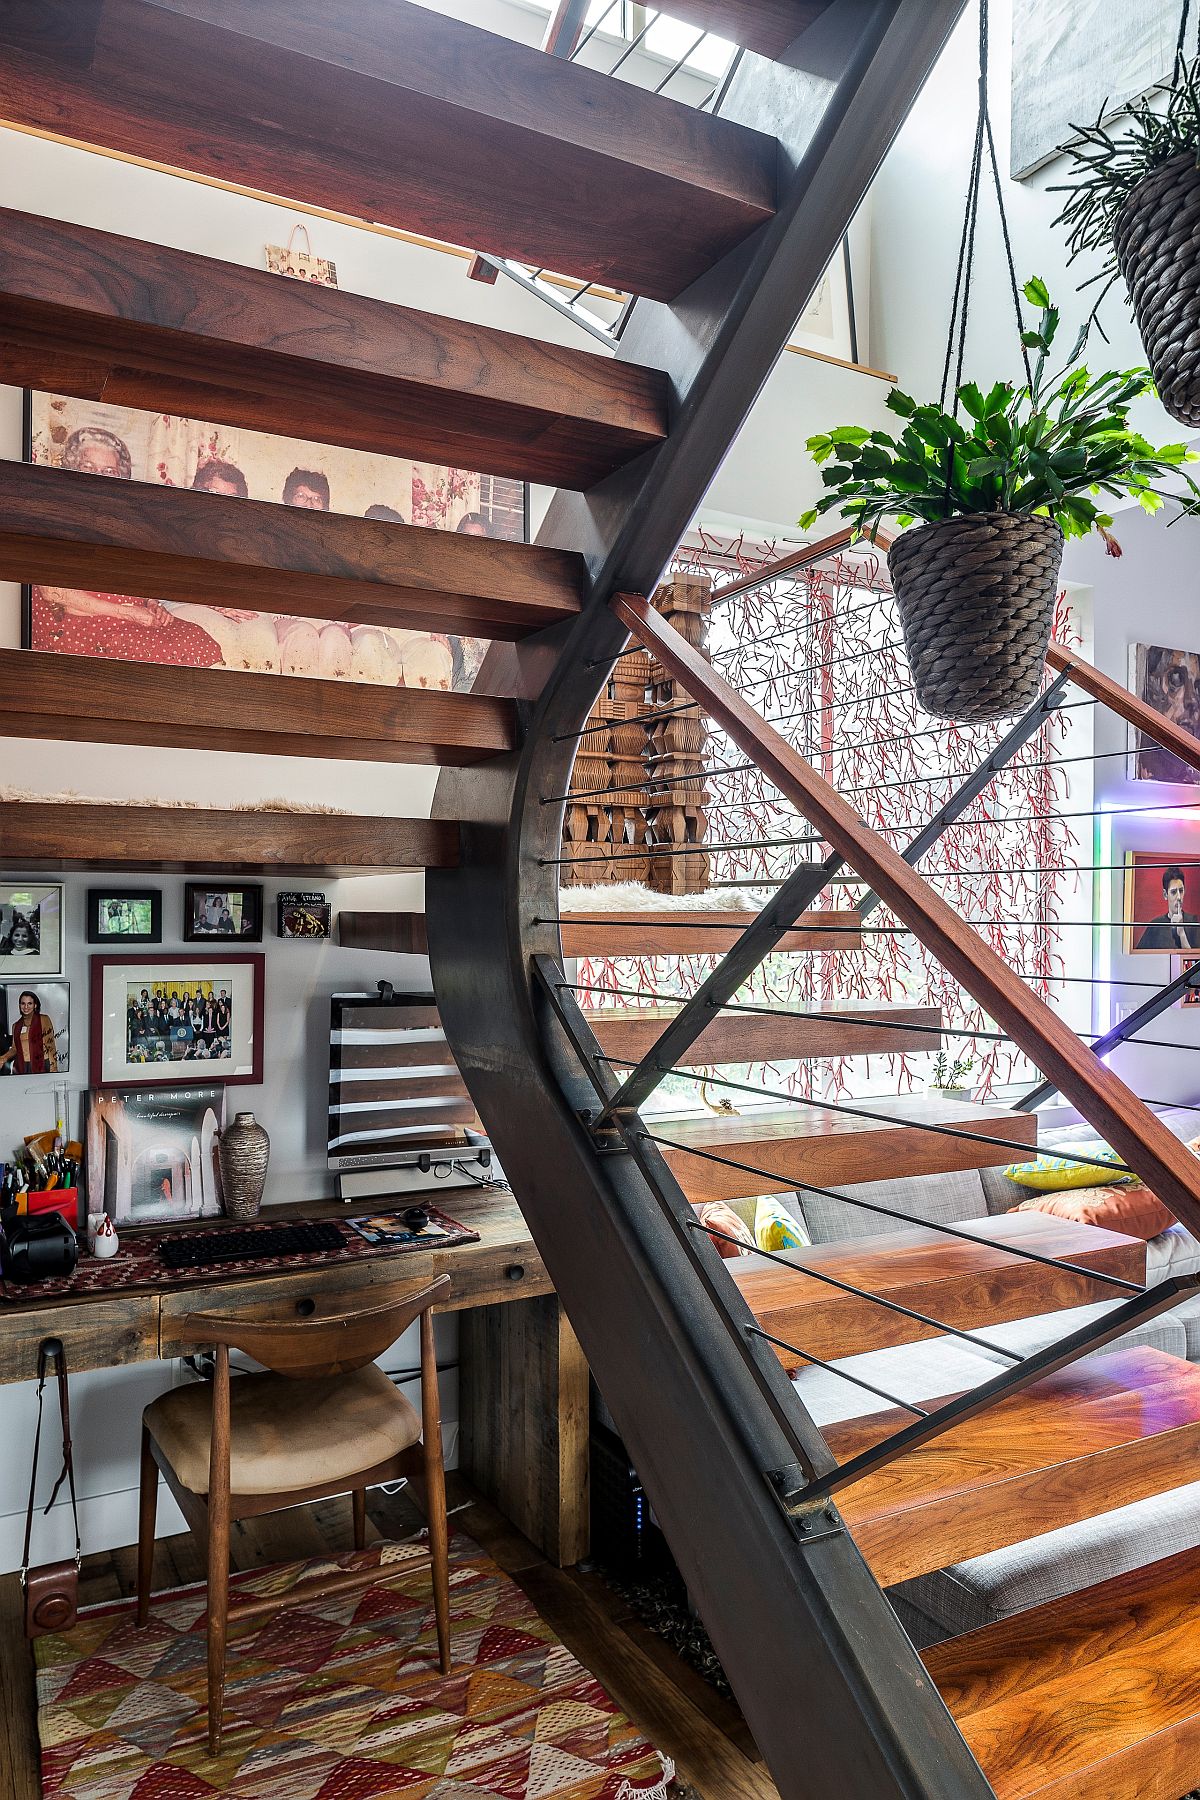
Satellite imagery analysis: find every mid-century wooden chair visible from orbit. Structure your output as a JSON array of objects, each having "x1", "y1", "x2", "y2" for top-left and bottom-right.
[{"x1": 136, "y1": 1274, "x2": 452, "y2": 1754}]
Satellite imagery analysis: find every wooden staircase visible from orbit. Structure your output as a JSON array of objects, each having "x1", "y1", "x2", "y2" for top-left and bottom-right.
[{"x1": 11, "y1": 3, "x2": 1200, "y2": 1798}]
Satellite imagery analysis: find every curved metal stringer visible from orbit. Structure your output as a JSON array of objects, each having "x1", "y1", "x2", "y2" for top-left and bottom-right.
[{"x1": 429, "y1": 5, "x2": 991, "y2": 1795}]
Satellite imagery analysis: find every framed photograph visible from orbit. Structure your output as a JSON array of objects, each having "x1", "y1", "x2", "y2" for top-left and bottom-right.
[
  {"x1": 1129, "y1": 643, "x2": 1200, "y2": 784},
  {"x1": 1174, "y1": 958, "x2": 1200, "y2": 1006},
  {"x1": 86, "y1": 1085, "x2": 225, "y2": 1225},
  {"x1": 278, "y1": 890, "x2": 331, "y2": 939},
  {"x1": 0, "y1": 982, "x2": 69, "y2": 1076},
  {"x1": 1123, "y1": 852, "x2": 1200, "y2": 953},
  {"x1": 91, "y1": 954, "x2": 264, "y2": 1087},
  {"x1": 0, "y1": 883, "x2": 63, "y2": 978},
  {"x1": 87, "y1": 888, "x2": 162, "y2": 945},
  {"x1": 22, "y1": 392, "x2": 528, "y2": 697},
  {"x1": 183, "y1": 884, "x2": 263, "y2": 942}
]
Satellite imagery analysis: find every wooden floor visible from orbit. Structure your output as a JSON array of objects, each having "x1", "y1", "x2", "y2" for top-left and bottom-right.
[{"x1": 0, "y1": 1475, "x2": 778, "y2": 1800}]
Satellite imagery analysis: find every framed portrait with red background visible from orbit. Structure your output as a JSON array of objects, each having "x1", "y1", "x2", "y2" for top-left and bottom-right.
[{"x1": 1123, "y1": 852, "x2": 1200, "y2": 955}]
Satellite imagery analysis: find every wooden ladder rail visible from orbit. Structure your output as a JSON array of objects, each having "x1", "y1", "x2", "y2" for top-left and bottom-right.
[{"x1": 612, "y1": 591, "x2": 1200, "y2": 1236}]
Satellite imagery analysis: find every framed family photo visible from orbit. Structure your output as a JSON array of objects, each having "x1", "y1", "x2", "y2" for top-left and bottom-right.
[
  {"x1": 0, "y1": 981, "x2": 69, "y2": 1076},
  {"x1": 87, "y1": 888, "x2": 162, "y2": 945},
  {"x1": 91, "y1": 954, "x2": 264, "y2": 1087},
  {"x1": 22, "y1": 391, "x2": 527, "y2": 696},
  {"x1": 0, "y1": 883, "x2": 62, "y2": 978},
  {"x1": 1123, "y1": 852, "x2": 1200, "y2": 953},
  {"x1": 183, "y1": 884, "x2": 263, "y2": 942}
]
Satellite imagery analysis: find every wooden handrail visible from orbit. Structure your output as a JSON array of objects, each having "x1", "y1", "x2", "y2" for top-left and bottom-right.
[
  {"x1": 711, "y1": 526, "x2": 892, "y2": 606},
  {"x1": 542, "y1": 0, "x2": 590, "y2": 55},
  {"x1": 613, "y1": 590, "x2": 1200, "y2": 1234},
  {"x1": 1047, "y1": 640, "x2": 1200, "y2": 776}
]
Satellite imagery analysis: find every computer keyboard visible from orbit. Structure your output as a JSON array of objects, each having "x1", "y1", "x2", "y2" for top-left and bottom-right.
[{"x1": 158, "y1": 1221, "x2": 346, "y2": 1270}]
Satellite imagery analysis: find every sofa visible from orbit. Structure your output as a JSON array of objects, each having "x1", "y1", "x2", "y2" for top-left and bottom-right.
[{"x1": 784, "y1": 1108, "x2": 1200, "y2": 1647}]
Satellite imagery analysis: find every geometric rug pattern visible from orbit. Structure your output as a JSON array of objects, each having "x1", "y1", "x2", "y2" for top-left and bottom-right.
[{"x1": 34, "y1": 1532, "x2": 675, "y2": 1799}]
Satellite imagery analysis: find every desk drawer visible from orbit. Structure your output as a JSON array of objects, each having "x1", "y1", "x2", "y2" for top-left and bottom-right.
[
  {"x1": 0, "y1": 1294, "x2": 158, "y2": 1382},
  {"x1": 157, "y1": 1240, "x2": 555, "y2": 1352}
]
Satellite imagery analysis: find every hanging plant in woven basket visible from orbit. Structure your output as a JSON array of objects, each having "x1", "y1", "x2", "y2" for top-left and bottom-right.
[
  {"x1": 1052, "y1": 7, "x2": 1200, "y2": 428},
  {"x1": 799, "y1": 0, "x2": 1200, "y2": 722}
]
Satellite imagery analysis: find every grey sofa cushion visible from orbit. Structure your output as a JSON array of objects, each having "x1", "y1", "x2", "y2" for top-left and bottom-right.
[
  {"x1": 792, "y1": 1336, "x2": 999, "y2": 1429},
  {"x1": 891, "y1": 1479, "x2": 1200, "y2": 1641},
  {"x1": 799, "y1": 1167, "x2": 990, "y2": 1245},
  {"x1": 965, "y1": 1298, "x2": 1189, "y2": 1364}
]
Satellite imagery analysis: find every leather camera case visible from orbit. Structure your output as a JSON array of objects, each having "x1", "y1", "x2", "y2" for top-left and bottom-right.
[{"x1": 24, "y1": 1557, "x2": 78, "y2": 1637}]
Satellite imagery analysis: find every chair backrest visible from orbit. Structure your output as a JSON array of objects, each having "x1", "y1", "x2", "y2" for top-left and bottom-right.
[{"x1": 181, "y1": 1273, "x2": 451, "y2": 1378}]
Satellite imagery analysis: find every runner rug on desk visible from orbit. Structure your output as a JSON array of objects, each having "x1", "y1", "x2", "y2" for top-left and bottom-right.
[
  {"x1": 33, "y1": 1531, "x2": 677, "y2": 1800},
  {"x1": 1, "y1": 1206, "x2": 480, "y2": 1302}
]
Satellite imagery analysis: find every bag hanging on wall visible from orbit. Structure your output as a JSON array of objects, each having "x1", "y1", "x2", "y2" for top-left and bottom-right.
[
  {"x1": 21, "y1": 1336, "x2": 80, "y2": 1638},
  {"x1": 264, "y1": 222, "x2": 338, "y2": 287}
]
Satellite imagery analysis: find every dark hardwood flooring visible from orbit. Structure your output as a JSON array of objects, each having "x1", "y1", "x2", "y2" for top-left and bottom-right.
[{"x1": 0, "y1": 1475, "x2": 777, "y2": 1800}]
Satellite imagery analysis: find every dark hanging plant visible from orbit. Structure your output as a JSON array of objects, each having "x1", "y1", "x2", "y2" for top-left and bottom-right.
[{"x1": 1051, "y1": 36, "x2": 1200, "y2": 426}]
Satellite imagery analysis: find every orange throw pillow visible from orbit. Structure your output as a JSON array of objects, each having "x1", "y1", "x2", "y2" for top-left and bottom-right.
[
  {"x1": 1017, "y1": 1186, "x2": 1175, "y2": 1240},
  {"x1": 694, "y1": 1201, "x2": 756, "y2": 1259}
]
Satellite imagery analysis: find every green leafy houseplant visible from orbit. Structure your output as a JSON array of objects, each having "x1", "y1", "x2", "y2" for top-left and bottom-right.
[
  {"x1": 799, "y1": 279, "x2": 1200, "y2": 721},
  {"x1": 1051, "y1": 54, "x2": 1200, "y2": 427},
  {"x1": 930, "y1": 1052, "x2": 975, "y2": 1096}
]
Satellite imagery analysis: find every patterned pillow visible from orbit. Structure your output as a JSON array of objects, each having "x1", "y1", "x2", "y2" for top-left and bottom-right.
[
  {"x1": 754, "y1": 1195, "x2": 809, "y2": 1252},
  {"x1": 1017, "y1": 1187, "x2": 1175, "y2": 1240},
  {"x1": 693, "y1": 1201, "x2": 755, "y2": 1259},
  {"x1": 1003, "y1": 1143, "x2": 1133, "y2": 1191}
]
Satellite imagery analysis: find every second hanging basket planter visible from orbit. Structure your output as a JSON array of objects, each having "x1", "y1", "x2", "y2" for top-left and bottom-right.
[
  {"x1": 886, "y1": 513, "x2": 1064, "y2": 722},
  {"x1": 1113, "y1": 150, "x2": 1200, "y2": 429}
]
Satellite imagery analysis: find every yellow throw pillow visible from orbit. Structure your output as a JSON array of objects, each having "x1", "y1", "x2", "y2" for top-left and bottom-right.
[
  {"x1": 1004, "y1": 1144, "x2": 1133, "y2": 1191},
  {"x1": 754, "y1": 1195, "x2": 808, "y2": 1253}
]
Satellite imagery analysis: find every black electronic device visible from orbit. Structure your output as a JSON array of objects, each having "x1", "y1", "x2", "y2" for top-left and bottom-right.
[
  {"x1": 157, "y1": 1220, "x2": 346, "y2": 1270},
  {"x1": 403, "y1": 1206, "x2": 431, "y2": 1230},
  {"x1": 3, "y1": 1215, "x2": 79, "y2": 1284}
]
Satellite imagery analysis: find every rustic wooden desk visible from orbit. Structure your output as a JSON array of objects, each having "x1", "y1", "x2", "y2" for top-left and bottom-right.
[{"x1": 0, "y1": 1188, "x2": 589, "y2": 1566}]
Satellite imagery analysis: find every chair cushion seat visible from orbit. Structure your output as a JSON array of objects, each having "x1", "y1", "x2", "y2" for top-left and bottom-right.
[{"x1": 144, "y1": 1363, "x2": 421, "y2": 1496}]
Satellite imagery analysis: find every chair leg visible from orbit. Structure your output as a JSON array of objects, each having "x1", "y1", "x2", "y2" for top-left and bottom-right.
[
  {"x1": 352, "y1": 1487, "x2": 367, "y2": 1552},
  {"x1": 136, "y1": 1426, "x2": 158, "y2": 1627},
  {"x1": 206, "y1": 1345, "x2": 232, "y2": 1757},
  {"x1": 423, "y1": 1430, "x2": 451, "y2": 1676}
]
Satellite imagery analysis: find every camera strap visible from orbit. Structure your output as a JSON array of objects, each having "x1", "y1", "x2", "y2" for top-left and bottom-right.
[{"x1": 21, "y1": 1337, "x2": 81, "y2": 1586}]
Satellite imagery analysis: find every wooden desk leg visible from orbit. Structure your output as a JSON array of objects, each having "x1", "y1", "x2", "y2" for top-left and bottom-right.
[{"x1": 459, "y1": 1294, "x2": 589, "y2": 1567}]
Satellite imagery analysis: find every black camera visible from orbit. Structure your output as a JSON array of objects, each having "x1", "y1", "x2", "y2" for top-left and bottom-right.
[{"x1": 3, "y1": 1214, "x2": 78, "y2": 1284}]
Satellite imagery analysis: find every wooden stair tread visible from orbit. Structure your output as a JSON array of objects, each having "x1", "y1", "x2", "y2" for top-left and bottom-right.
[
  {"x1": 589, "y1": 999, "x2": 942, "y2": 1064},
  {"x1": 0, "y1": 802, "x2": 457, "y2": 873},
  {"x1": 335, "y1": 908, "x2": 861, "y2": 957},
  {"x1": 0, "y1": 461, "x2": 585, "y2": 641},
  {"x1": 642, "y1": 2, "x2": 832, "y2": 58},
  {"x1": 0, "y1": 1, "x2": 778, "y2": 302},
  {"x1": 923, "y1": 1543, "x2": 1200, "y2": 1800},
  {"x1": 655, "y1": 1095, "x2": 1039, "y2": 1202},
  {"x1": 731, "y1": 1211, "x2": 1145, "y2": 1363},
  {"x1": 0, "y1": 650, "x2": 516, "y2": 766},
  {"x1": 826, "y1": 1347, "x2": 1200, "y2": 1587},
  {"x1": 0, "y1": 206, "x2": 669, "y2": 490}
]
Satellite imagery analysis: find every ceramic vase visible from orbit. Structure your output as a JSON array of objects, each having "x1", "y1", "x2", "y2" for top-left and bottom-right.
[{"x1": 218, "y1": 1112, "x2": 270, "y2": 1221}]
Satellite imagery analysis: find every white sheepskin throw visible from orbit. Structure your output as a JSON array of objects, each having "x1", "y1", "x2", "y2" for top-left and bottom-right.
[
  {"x1": 0, "y1": 787, "x2": 347, "y2": 813},
  {"x1": 558, "y1": 882, "x2": 770, "y2": 912}
]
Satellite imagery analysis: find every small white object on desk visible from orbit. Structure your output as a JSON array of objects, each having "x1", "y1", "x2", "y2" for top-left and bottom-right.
[{"x1": 90, "y1": 1214, "x2": 119, "y2": 1259}]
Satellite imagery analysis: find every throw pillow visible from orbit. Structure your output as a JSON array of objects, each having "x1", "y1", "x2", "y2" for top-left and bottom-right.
[
  {"x1": 694, "y1": 1201, "x2": 755, "y2": 1259},
  {"x1": 1016, "y1": 1186, "x2": 1174, "y2": 1240},
  {"x1": 754, "y1": 1195, "x2": 808, "y2": 1253},
  {"x1": 1003, "y1": 1143, "x2": 1133, "y2": 1191}
]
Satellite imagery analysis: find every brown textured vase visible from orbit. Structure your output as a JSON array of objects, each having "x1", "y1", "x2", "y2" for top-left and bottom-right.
[
  {"x1": 1114, "y1": 151, "x2": 1200, "y2": 430},
  {"x1": 218, "y1": 1112, "x2": 270, "y2": 1221},
  {"x1": 886, "y1": 512, "x2": 1064, "y2": 723}
]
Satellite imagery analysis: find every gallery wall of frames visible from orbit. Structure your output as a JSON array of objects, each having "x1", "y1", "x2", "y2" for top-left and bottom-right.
[{"x1": 0, "y1": 872, "x2": 433, "y2": 1212}]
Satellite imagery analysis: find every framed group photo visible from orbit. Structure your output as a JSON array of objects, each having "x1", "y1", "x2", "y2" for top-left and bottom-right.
[
  {"x1": 183, "y1": 884, "x2": 263, "y2": 942},
  {"x1": 91, "y1": 954, "x2": 264, "y2": 1087},
  {"x1": 0, "y1": 883, "x2": 62, "y2": 978}
]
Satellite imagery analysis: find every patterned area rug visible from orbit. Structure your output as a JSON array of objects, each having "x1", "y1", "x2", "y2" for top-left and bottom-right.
[{"x1": 33, "y1": 1534, "x2": 677, "y2": 1799}]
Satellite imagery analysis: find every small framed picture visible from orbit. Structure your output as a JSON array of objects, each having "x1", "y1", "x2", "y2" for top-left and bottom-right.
[
  {"x1": 1123, "y1": 852, "x2": 1200, "y2": 953},
  {"x1": 278, "y1": 890, "x2": 331, "y2": 939},
  {"x1": 183, "y1": 884, "x2": 263, "y2": 942},
  {"x1": 1175, "y1": 958, "x2": 1200, "y2": 1006},
  {"x1": 0, "y1": 981, "x2": 69, "y2": 1075},
  {"x1": 91, "y1": 954, "x2": 264, "y2": 1087},
  {"x1": 0, "y1": 884, "x2": 63, "y2": 978},
  {"x1": 87, "y1": 1085, "x2": 225, "y2": 1225},
  {"x1": 87, "y1": 889, "x2": 162, "y2": 945}
]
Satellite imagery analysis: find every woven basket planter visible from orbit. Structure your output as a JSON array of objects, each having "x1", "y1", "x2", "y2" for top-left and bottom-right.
[
  {"x1": 886, "y1": 513, "x2": 1064, "y2": 722},
  {"x1": 1114, "y1": 151, "x2": 1200, "y2": 428}
]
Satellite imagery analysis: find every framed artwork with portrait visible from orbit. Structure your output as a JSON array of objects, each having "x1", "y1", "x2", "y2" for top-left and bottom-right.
[
  {"x1": 91, "y1": 954, "x2": 264, "y2": 1087},
  {"x1": 0, "y1": 883, "x2": 62, "y2": 979},
  {"x1": 1123, "y1": 852, "x2": 1200, "y2": 953},
  {"x1": 1129, "y1": 643, "x2": 1200, "y2": 785},
  {"x1": 0, "y1": 982, "x2": 69, "y2": 1076},
  {"x1": 22, "y1": 392, "x2": 528, "y2": 696}
]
